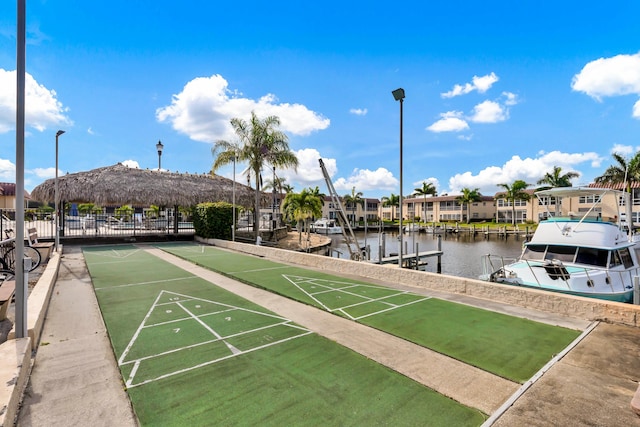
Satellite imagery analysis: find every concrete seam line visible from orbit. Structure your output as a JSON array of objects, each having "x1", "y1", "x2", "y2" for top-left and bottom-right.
[{"x1": 481, "y1": 320, "x2": 600, "y2": 427}]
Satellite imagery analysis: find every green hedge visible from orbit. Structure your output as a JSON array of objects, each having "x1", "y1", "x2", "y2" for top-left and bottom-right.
[{"x1": 193, "y1": 202, "x2": 237, "y2": 239}]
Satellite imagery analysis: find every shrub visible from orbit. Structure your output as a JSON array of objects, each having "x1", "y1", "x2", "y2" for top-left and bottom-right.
[{"x1": 193, "y1": 202, "x2": 237, "y2": 239}]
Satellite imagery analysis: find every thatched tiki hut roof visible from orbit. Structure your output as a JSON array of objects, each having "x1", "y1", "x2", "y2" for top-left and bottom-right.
[{"x1": 30, "y1": 163, "x2": 261, "y2": 207}]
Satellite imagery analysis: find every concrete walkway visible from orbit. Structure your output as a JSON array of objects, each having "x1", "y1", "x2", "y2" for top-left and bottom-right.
[
  {"x1": 15, "y1": 244, "x2": 640, "y2": 426},
  {"x1": 16, "y1": 247, "x2": 137, "y2": 426}
]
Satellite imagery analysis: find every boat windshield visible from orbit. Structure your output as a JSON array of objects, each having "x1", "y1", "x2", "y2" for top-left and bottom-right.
[{"x1": 522, "y1": 244, "x2": 609, "y2": 267}]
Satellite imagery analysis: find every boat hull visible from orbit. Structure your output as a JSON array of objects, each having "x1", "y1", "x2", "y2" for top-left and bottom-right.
[{"x1": 495, "y1": 278, "x2": 633, "y2": 303}]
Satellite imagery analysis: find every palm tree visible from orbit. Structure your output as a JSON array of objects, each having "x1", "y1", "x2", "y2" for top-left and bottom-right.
[
  {"x1": 456, "y1": 188, "x2": 482, "y2": 224},
  {"x1": 537, "y1": 166, "x2": 579, "y2": 189},
  {"x1": 343, "y1": 187, "x2": 364, "y2": 225},
  {"x1": 281, "y1": 183, "x2": 295, "y2": 194},
  {"x1": 212, "y1": 111, "x2": 299, "y2": 236},
  {"x1": 413, "y1": 181, "x2": 437, "y2": 222},
  {"x1": 381, "y1": 193, "x2": 400, "y2": 221},
  {"x1": 495, "y1": 180, "x2": 530, "y2": 225},
  {"x1": 536, "y1": 166, "x2": 578, "y2": 216},
  {"x1": 594, "y1": 152, "x2": 640, "y2": 191},
  {"x1": 281, "y1": 188, "x2": 323, "y2": 244},
  {"x1": 306, "y1": 186, "x2": 326, "y2": 211}
]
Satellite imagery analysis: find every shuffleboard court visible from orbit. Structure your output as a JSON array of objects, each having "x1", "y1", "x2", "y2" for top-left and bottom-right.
[
  {"x1": 83, "y1": 244, "x2": 486, "y2": 426},
  {"x1": 156, "y1": 242, "x2": 582, "y2": 384}
]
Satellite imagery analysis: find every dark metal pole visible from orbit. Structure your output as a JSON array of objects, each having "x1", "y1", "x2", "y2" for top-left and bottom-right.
[
  {"x1": 15, "y1": 0, "x2": 27, "y2": 338},
  {"x1": 232, "y1": 156, "x2": 236, "y2": 242},
  {"x1": 399, "y1": 96, "x2": 404, "y2": 268}
]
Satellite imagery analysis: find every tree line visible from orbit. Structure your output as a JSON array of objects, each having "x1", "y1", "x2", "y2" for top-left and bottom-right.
[{"x1": 211, "y1": 111, "x2": 636, "y2": 231}]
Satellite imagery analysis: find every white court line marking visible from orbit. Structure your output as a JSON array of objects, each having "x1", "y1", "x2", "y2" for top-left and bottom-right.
[
  {"x1": 85, "y1": 248, "x2": 141, "y2": 259},
  {"x1": 123, "y1": 320, "x2": 296, "y2": 367},
  {"x1": 94, "y1": 275, "x2": 195, "y2": 291},
  {"x1": 282, "y1": 275, "x2": 333, "y2": 312},
  {"x1": 282, "y1": 274, "x2": 432, "y2": 320},
  {"x1": 230, "y1": 265, "x2": 291, "y2": 274},
  {"x1": 120, "y1": 290, "x2": 312, "y2": 388},
  {"x1": 127, "y1": 330, "x2": 312, "y2": 389},
  {"x1": 176, "y1": 301, "x2": 242, "y2": 355},
  {"x1": 351, "y1": 297, "x2": 431, "y2": 321}
]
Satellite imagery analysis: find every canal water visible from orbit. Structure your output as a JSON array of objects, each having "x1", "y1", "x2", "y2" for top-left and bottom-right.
[{"x1": 327, "y1": 230, "x2": 526, "y2": 279}]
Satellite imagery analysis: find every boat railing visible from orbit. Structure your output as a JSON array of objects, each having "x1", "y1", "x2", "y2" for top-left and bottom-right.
[
  {"x1": 479, "y1": 254, "x2": 517, "y2": 281},
  {"x1": 514, "y1": 258, "x2": 637, "y2": 294}
]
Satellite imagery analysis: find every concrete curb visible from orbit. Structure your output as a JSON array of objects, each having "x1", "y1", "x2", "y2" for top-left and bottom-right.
[
  {"x1": 0, "y1": 249, "x2": 60, "y2": 426},
  {"x1": 8, "y1": 250, "x2": 60, "y2": 342},
  {"x1": 0, "y1": 338, "x2": 31, "y2": 427}
]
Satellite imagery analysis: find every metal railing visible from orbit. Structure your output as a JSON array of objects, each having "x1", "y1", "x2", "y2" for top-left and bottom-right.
[{"x1": 1, "y1": 209, "x2": 195, "y2": 240}]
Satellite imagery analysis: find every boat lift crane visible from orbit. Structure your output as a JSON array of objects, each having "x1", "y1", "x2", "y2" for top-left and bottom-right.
[{"x1": 318, "y1": 158, "x2": 363, "y2": 260}]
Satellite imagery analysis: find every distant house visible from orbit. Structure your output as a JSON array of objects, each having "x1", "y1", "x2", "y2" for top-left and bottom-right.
[{"x1": 0, "y1": 183, "x2": 31, "y2": 210}]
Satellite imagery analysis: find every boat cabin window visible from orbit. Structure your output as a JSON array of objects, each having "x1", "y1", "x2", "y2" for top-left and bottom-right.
[
  {"x1": 575, "y1": 247, "x2": 608, "y2": 267},
  {"x1": 522, "y1": 244, "x2": 546, "y2": 260},
  {"x1": 544, "y1": 245, "x2": 577, "y2": 262},
  {"x1": 617, "y1": 248, "x2": 634, "y2": 268},
  {"x1": 523, "y1": 244, "x2": 611, "y2": 267}
]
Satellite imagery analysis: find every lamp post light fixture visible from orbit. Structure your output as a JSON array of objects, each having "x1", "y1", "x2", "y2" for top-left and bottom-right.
[
  {"x1": 392, "y1": 88, "x2": 405, "y2": 268},
  {"x1": 55, "y1": 129, "x2": 65, "y2": 252},
  {"x1": 156, "y1": 140, "x2": 164, "y2": 170}
]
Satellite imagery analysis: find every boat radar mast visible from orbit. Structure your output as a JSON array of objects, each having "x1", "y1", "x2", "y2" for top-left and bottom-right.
[{"x1": 318, "y1": 158, "x2": 363, "y2": 260}]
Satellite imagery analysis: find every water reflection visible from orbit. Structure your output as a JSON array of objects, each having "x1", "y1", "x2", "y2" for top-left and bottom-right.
[{"x1": 327, "y1": 230, "x2": 525, "y2": 279}]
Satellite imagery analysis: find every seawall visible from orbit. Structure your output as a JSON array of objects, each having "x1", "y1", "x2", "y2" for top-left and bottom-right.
[{"x1": 200, "y1": 237, "x2": 640, "y2": 327}]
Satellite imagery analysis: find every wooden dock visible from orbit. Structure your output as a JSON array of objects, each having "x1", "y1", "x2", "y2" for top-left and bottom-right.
[{"x1": 372, "y1": 250, "x2": 443, "y2": 270}]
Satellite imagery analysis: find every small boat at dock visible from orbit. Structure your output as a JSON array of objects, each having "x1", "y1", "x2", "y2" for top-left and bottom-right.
[{"x1": 310, "y1": 218, "x2": 342, "y2": 235}]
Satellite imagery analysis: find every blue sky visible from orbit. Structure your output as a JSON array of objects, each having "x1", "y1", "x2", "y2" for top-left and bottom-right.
[{"x1": 1, "y1": 1, "x2": 640, "y2": 200}]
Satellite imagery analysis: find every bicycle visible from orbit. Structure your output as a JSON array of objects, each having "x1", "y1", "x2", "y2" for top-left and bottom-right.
[{"x1": 0, "y1": 229, "x2": 41, "y2": 274}]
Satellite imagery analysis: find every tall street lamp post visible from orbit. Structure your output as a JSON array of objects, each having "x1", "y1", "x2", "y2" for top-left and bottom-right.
[
  {"x1": 232, "y1": 155, "x2": 236, "y2": 242},
  {"x1": 55, "y1": 130, "x2": 65, "y2": 252},
  {"x1": 392, "y1": 88, "x2": 405, "y2": 268},
  {"x1": 156, "y1": 140, "x2": 164, "y2": 170}
]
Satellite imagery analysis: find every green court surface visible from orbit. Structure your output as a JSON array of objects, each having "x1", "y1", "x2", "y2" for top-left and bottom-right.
[
  {"x1": 83, "y1": 245, "x2": 485, "y2": 426},
  {"x1": 157, "y1": 242, "x2": 582, "y2": 383}
]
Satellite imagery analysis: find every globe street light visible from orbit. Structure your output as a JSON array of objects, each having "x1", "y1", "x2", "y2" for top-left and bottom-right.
[
  {"x1": 392, "y1": 88, "x2": 405, "y2": 268},
  {"x1": 55, "y1": 129, "x2": 65, "y2": 252},
  {"x1": 156, "y1": 140, "x2": 164, "y2": 170}
]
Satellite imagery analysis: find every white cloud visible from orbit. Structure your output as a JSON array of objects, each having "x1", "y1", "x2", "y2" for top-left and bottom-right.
[
  {"x1": 572, "y1": 52, "x2": 640, "y2": 119},
  {"x1": 502, "y1": 91, "x2": 519, "y2": 106},
  {"x1": 446, "y1": 150, "x2": 603, "y2": 194},
  {"x1": 156, "y1": 74, "x2": 330, "y2": 143},
  {"x1": 30, "y1": 167, "x2": 56, "y2": 180},
  {"x1": 0, "y1": 69, "x2": 72, "y2": 133},
  {"x1": 349, "y1": 108, "x2": 368, "y2": 116},
  {"x1": 87, "y1": 127, "x2": 95, "y2": 135},
  {"x1": 441, "y1": 72, "x2": 499, "y2": 98},
  {"x1": 121, "y1": 160, "x2": 140, "y2": 169},
  {"x1": 411, "y1": 177, "x2": 440, "y2": 193},
  {"x1": 427, "y1": 111, "x2": 469, "y2": 132},
  {"x1": 278, "y1": 148, "x2": 335, "y2": 188},
  {"x1": 334, "y1": 168, "x2": 398, "y2": 193},
  {"x1": 0, "y1": 158, "x2": 15, "y2": 181},
  {"x1": 457, "y1": 134, "x2": 473, "y2": 141},
  {"x1": 572, "y1": 52, "x2": 640, "y2": 100},
  {"x1": 610, "y1": 144, "x2": 638, "y2": 156},
  {"x1": 469, "y1": 100, "x2": 507, "y2": 123}
]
